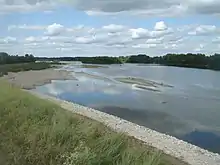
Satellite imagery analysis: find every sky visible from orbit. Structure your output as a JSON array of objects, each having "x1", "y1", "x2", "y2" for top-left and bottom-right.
[{"x1": 0, "y1": 0, "x2": 220, "y2": 57}]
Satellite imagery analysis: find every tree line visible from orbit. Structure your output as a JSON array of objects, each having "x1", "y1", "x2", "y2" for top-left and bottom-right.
[
  {"x1": 36, "y1": 56, "x2": 123, "y2": 64},
  {"x1": 37, "y1": 53, "x2": 220, "y2": 70},
  {"x1": 1, "y1": 51, "x2": 220, "y2": 70},
  {"x1": 0, "y1": 52, "x2": 35, "y2": 64},
  {"x1": 127, "y1": 53, "x2": 220, "y2": 70}
]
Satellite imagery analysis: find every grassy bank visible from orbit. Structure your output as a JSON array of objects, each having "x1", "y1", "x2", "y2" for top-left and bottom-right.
[
  {"x1": 0, "y1": 80, "x2": 187, "y2": 165},
  {"x1": 0, "y1": 62, "x2": 52, "y2": 76},
  {"x1": 0, "y1": 62, "x2": 64, "y2": 77}
]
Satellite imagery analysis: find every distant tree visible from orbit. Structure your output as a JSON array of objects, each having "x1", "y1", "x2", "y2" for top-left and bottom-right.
[
  {"x1": 0, "y1": 52, "x2": 36, "y2": 64},
  {"x1": 0, "y1": 52, "x2": 9, "y2": 64},
  {"x1": 33, "y1": 52, "x2": 220, "y2": 71},
  {"x1": 127, "y1": 54, "x2": 151, "y2": 63}
]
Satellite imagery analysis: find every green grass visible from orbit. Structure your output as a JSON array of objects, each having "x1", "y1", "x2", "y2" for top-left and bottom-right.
[
  {"x1": 0, "y1": 80, "x2": 187, "y2": 165},
  {"x1": 0, "y1": 62, "x2": 54, "y2": 77}
]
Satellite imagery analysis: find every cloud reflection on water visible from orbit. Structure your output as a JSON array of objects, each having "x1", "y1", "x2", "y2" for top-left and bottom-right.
[{"x1": 33, "y1": 63, "x2": 220, "y2": 153}]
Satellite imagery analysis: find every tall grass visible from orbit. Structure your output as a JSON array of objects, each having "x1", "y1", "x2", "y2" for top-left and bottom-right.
[
  {"x1": 0, "y1": 80, "x2": 186, "y2": 165},
  {"x1": 0, "y1": 62, "x2": 54, "y2": 76}
]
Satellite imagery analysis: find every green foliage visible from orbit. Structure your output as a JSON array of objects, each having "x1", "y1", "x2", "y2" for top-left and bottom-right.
[
  {"x1": 36, "y1": 56, "x2": 123, "y2": 64},
  {"x1": 76, "y1": 56, "x2": 123, "y2": 64},
  {"x1": 127, "y1": 54, "x2": 151, "y2": 63},
  {"x1": 0, "y1": 52, "x2": 44, "y2": 76},
  {"x1": 36, "y1": 53, "x2": 220, "y2": 70},
  {"x1": 0, "y1": 81, "x2": 186, "y2": 165},
  {"x1": 208, "y1": 54, "x2": 220, "y2": 70},
  {"x1": 0, "y1": 62, "x2": 53, "y2": 77},
  {"x1": 118, "y1": 56, "x2": 129, "y2": 63},
  {"x1": 126, "y1": 53, "x2": 220, "y2": 70},
  {"x1": 0, "y1": 52, "x2": 35, "y2": 64},
  {"x1": 3, "y1": 51, "x2": 219, "y2": 70},
  {"x1": 159, "y1": 53, "x2": 209, "y2": 69},
  {"x1": 36, "y1": 56, "x2": 124, "y2": 64}
]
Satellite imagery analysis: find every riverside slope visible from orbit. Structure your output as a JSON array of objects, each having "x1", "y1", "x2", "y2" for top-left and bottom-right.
[{"x1": 30, "y1": 91, "x2": 220, "y2": 165}]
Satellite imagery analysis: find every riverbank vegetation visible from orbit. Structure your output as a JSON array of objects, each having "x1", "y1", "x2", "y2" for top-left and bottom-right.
[
  {"x1": 37, "y1": 56, "x2": 123, "y2": 64},
  {"x1": 0, "y1": 62, "x2": 54, "y2": 77},
  {"x1": 0, "y1": 52, "x2": 35, "y2": 64},
  {"x1": 2, "y1": 51, "x2": 220, "y2": 70},
  {"x1": 127, "y1": 53, "x2": 220, "y2": 70},
  {"x1": 0, "y1": 52, "x2": 65, "y2": 76},
  {"x1": 0, "y1": 80, "x2": 188, "y2": 165},
  {"x1": 36, "y1": 53, "x2": 220, "y2": 70}
]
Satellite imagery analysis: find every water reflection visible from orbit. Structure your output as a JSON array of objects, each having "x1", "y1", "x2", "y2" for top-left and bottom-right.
[
  {"x1": 182, "y1": 130, "x2": 220, "y2": 153},
  {"x1": 34, "y1": 64, "x2": 220, "y2": 153},
  {"x1": 91, "y1": 106, "x2": 192, "y2": 137}
]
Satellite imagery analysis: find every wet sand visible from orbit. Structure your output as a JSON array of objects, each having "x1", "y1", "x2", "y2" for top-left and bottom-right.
[
  {"x1": 115, "y1": 77, "x2": 173, "y2": 88},
  {"x1": 0, "y1": 69, "x2": 76, "y2": 89},
  {"x1": 80, "y1": 64, "x2": 109, "y2": 68},
  {"x1": 75, "y1": 71, "x2": 113, "y2": 82},
  {"x1": 115, "y1": 77, "x2": 173, "y2": 92}
]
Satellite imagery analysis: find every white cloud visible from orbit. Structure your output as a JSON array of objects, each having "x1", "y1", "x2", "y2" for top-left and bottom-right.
[
  {"x1": 130, "y1": 22, "x2": 173, "y2": 40},
  {"x1": 151, "y1": 28, "x2": 173, "y2": 38},
  {"x1": 3, "y1": 21, "x2": 220, "y2": 57},
  {"x1": 3, "y1": 36, "x2": 17, "y2": 43},
  {"x1": 8, "y1": 24, "x2": 45, "y2": 31},
  {"x1": 8, "y1": 23, "x2": 94, "y2": 37},
  {"x1": 25, "y1": 36, "x2": 49, "y2": 43},
  {"x1": 130, "y1": 28, "x2": 151, "y2": 39},
  {"x1": 189, "y1": 25, "x2": 218, "y2": 36},
  {"x1": 74, "y1": 34, "x2": 112, "y2": 44},
  {"x1": 25, "y1": 36, "x2": 36, "y2": 42},
  {"x1": 45, "y1": 23, "x2": 65, "y2": 36},
  {"x1": 74, "y1": 36, "x2": 93, "y2": 44},
  {"x1": 146, "y1": 38, "x2": 163, "y2": 44},
  {"x1": 0, "y1": 37, "x2": 17, "y2": 46},
  {"x1": 132, "y1": 43, "x2": 157, "y2": 49},
  {"x1": 164, "y1": 43, "x2": 179, "y2": 50},
  {"x1": 154, "y1": 21, "x2": 167, "y2": 31},
  {"x1": 102, "y1": 24, "x2": 126, "y2": 33}
]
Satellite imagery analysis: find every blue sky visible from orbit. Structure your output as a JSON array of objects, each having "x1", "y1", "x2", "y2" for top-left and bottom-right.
[{"x1": 0, "y1": 0, "x2": 220, "y2": 57}]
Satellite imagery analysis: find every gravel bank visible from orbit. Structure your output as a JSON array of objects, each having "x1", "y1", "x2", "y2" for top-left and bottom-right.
[
  {"x1": 30, "y1": 91, "x2": 220, "y2": 165},
  {"x1": 0, "y1": 69, "x2": 76, "y2": 89}
]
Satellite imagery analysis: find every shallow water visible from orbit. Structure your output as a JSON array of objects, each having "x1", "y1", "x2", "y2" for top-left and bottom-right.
[{"x1": 34, "y1": 63, "x2": 220, "y2": 153}]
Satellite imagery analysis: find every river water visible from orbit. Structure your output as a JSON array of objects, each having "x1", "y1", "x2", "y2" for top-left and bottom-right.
[{"x1": 33, "y1": 63, "x2": 220, "y2": 153}]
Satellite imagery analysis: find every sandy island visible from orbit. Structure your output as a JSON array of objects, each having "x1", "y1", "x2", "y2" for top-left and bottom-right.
[{"x1": 0, "y1": 68, "x2": 76, "y2": 89}]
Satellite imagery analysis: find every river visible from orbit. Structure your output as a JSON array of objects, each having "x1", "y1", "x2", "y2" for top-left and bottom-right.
[{"x1": 33, "y1": 63, "x2": 220, "y2": 153}]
